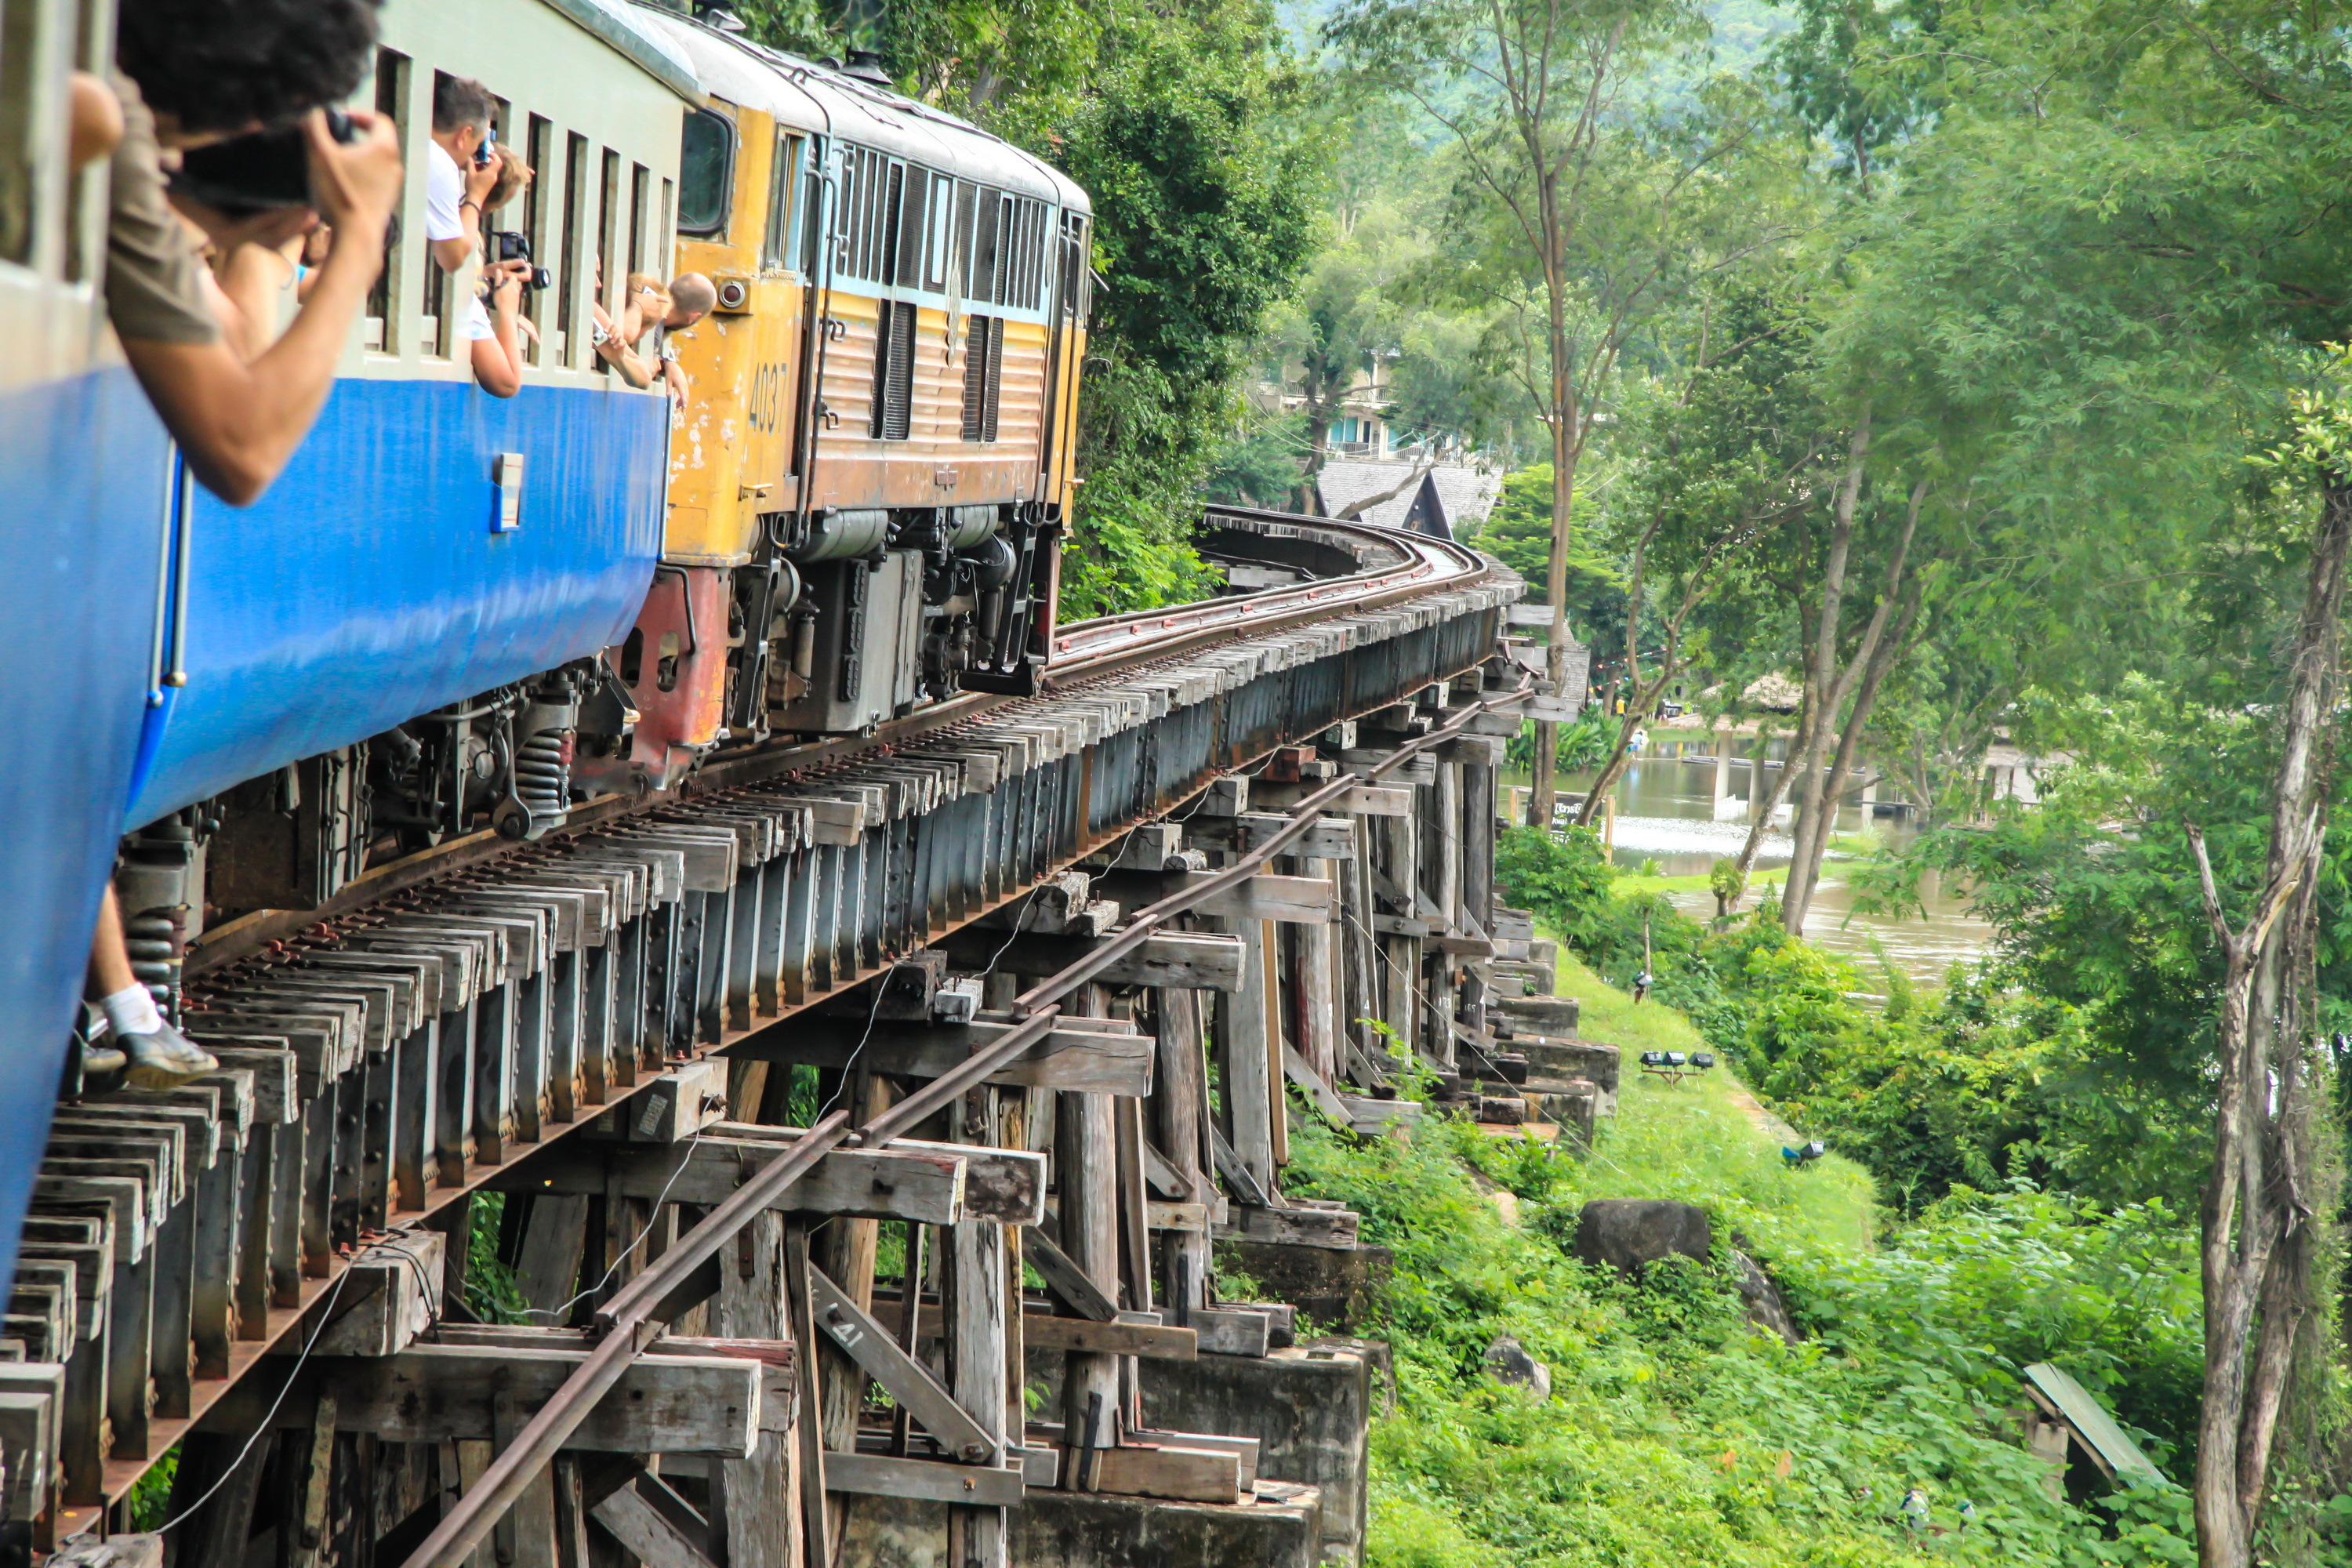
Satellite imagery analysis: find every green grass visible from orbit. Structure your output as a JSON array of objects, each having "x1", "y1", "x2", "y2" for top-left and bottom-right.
[
  {"x1": 1610, "y1": 869, "x2": 1716, "y2": 900},
  {"x1": 1559, "y1": 953, "x2": 1881, "y2": 1256}
]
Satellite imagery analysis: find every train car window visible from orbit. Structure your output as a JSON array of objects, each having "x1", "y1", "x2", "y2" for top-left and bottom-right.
[
  {"x1": 969, "y1": 189, "x2": 999, "y2": 304},
  {"x1": 659, "y1": 177, "x2": 672, "y2": 267},
  {"x1": 65, "y1": 0, "x2": 110, "y2": 281},
  {"x1": 0, "y1": 0, "x2": 42, "y2": 268},
  {"x1": 858, "y1": 148, "x2": 884, "y2": 281},
  {"x1": 871, "y1": 299, "x2": 913, "y2": 439},
  {"x1": 677, "y1": 108, "x2": 732, "y2": 235},
  {"x1": 844, "y1": 147, "x2": 866, "y2": 278},
  {"x1": 365, "y1": 50, "x2": 409, "y2": 352},
  {"x1": 629, "y1": 162, "x2": 649, "y2": 274},
  {"x1": 424, "y1": 71, "x2": 461, "y2": 358},
  {"x1": 560, "y1": 132, "x2": 588, "y2": 366},
  {"x1": 1011, "y1": 201, "x2": 1029, "y2": 309},
  {"x1": 1024, "y1": 200, "x2": 1047, "y2": 309},
  {"x1": 596, "y1": 147, "x2": 620, "y2": 374},
  {"x1": 922, "y1": 172, "x2": 953, "y2": 292},
  {"x1": 837, "y1": 146, "x2": 860, "y2": 276},
  {"x1": 522, "y1": 114, "x2": 551, "y2": 359},
  {"x1": 800, "y1": 143, "x2": 824, "y2": 274},
  {"x1": 1065, "y1": 214, "x2": 1091, "y2": 318},
  {"x1": 761, "y1": 133, "x2": 801, "y2": 271},
  {"x1": 893, "y1": 163, "x2": 925, "y2": 290}
]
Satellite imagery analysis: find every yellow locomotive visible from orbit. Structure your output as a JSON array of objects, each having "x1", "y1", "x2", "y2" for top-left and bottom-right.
[{"x1": 602, "y1": 16, "x2": 1091, "y2": 792}]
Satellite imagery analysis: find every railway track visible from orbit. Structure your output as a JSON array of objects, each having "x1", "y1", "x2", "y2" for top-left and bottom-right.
[{"x1": 16, "y1": 510, "x2": 1523, "y2": 1554}]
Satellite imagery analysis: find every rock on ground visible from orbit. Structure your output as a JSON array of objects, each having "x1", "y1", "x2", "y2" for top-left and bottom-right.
[
  {"x1": 1483, "y1": 1335, "x2": 1552, "y2": 1399},
  {"x1": 1571, "y1": 1199, "x2": 1711, "y2": 1274}
]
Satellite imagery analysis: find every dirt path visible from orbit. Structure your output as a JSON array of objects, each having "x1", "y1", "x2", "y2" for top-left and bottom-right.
[{"x1": 1724, "y1": 1085, "x2": 1798, "y2": 1145}]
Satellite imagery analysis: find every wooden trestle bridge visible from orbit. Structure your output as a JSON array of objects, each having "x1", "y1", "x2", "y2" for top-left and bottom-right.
[{"x1": 10, "y1": 508, "x2": 1606, "y2": 1568}]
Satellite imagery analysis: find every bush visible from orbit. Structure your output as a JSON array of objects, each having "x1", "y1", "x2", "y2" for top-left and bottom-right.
[{"x1": 1280, "y1": 1104, "x2": 2198, "y2": 1566}]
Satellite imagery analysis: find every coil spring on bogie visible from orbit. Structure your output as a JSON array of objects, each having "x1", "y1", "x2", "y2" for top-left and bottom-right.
[
  {"x1": 125, "y1": 909, "x2": 181, "y2": 1021},
  {"x1": 515, "y1": 729, "x2": 569, "y2": 825}
]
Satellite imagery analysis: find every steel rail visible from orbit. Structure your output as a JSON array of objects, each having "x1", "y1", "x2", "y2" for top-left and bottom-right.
[
  {"x1": 401, "y1": 668, "x2": 1534, "y2": 1568},
  {"x1": 1047, "y1": 507, "x2": 1490, "y2": 673}
]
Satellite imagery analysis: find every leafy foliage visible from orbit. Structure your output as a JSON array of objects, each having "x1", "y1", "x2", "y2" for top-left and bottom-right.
[{"x1": 1279, "y1": 1028, "x2": 2201, "y2": 1565}]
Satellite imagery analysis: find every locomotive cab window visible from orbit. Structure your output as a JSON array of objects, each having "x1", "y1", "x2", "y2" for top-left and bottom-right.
[
  {"x1": 677, "y1": 107, "x2": 732, "y2": 236},
  {"x1": 761, "y1": 133, "x2": 802, "y2": 271}
]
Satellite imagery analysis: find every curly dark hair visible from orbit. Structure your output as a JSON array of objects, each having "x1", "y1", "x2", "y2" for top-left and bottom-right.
[{"x1": 117, "y1": 0, "x2": 382, "y2": 135}]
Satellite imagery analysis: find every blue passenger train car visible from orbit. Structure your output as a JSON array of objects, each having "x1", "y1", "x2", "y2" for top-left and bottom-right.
[{"x1": 0, "y1": 0, "x2": 176, "y2": 1292}]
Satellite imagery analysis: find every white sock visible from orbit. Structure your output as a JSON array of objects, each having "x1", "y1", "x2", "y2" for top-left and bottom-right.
[{"x1": 100, "y1": 984, "x2": 164, "y2": 1039}]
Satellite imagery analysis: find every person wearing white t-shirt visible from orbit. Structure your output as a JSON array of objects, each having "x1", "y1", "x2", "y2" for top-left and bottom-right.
[{"x1": 425, "y1": 74, "x2": 527, "y2": 395}]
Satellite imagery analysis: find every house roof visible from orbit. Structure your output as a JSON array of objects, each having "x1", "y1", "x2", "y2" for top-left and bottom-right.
[{"x1": 1315, "y1": 460, "x2": 1501, "y2": 542}]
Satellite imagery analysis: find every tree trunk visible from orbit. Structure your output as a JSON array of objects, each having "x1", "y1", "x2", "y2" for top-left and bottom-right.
[
  {"x1": 1530, "y1": 213, "x2": 1581, "y2": 831},
  {"x1": 1781, "y1": 582, "x2": 1920, "y2": 927},
  {"x1": 1784, "y1": 482, "x2": 1925, "y2": 927},
  {"x1": 2190, "y1": 474, "x2": 2352, "y2": 1568},
  {"x1": 1780, "y1": 416, "x2": 1870, "y2": 933}
]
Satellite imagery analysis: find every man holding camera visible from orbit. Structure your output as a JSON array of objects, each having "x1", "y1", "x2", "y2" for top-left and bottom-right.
[
  {"x1": 423, "y1": 74, "x2": 532, "y2": 396},
  {"x1": 86, "y1": 0, "x2": 401, "y2": 1087},
  {"x1": 108, "y1": 0, "x2": 402, "y2": 506}
]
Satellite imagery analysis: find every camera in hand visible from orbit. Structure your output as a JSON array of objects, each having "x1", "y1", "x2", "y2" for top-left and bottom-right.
[
  {"x1": 169, "y1": 109, "x2": 358, "y2": 217},
  {"x1": 493, "y1": 231, "x2": 553, "y2": 291}
]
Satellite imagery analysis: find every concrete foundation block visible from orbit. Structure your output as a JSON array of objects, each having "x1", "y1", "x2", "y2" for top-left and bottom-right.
[
  {"x1": 1493, "y1": 994, "x2": 1578, "y2": 1036},
  {"x1": 835, "y1": 1482, "x2": 1325, "y2": 1568},
  {"x1": 1216, "y1": 1238, "x2": 1392, "y2": 1334},
  {"x1": 1023, "y1": 1334, "x2": 1381, "y2": 1565},
  {"x1": 1526, "y1": 1077, "x2": 1597, "y2": 1146},
  {"x1": 1134, "y1": 1340, "x2": 1377, "y2": 1566},
  {"x1": 1508, "y1": 1036, "x2": 1619, "y2": 1109}
]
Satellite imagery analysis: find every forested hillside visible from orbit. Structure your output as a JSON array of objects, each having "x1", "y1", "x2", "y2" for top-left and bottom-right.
[{"x1": 723, "y1": 0, "x2": 2352, "y2": 1559}]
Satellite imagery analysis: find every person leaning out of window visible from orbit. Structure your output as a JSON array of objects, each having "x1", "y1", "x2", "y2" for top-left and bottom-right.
[
  {"x1": 591, "y1": 270, "x2": 714, "y2": 412},
  {"x1": 468, "y1": 149, "x2": 536, "y2": 396},
  {"x1": 423, "y1": 74, "x2": 530, "y2": 397}
]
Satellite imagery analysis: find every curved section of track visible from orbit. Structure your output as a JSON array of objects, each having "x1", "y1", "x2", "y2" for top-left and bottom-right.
[{"x1": 1052, "y1": 506, "x2": 1495, "y2": 677}]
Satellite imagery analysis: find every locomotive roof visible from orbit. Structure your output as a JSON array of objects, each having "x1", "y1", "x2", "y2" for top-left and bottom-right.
[{"x1": 631, "y1": 5, "x2": 1087, "y2": 216}]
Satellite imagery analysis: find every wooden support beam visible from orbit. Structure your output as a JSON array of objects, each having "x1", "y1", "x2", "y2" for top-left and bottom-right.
[
  {"x1": 1243, "y1": 781, "x2": 1414, "y2": 816},
  {"x1": 1151, "y1": 988, "x2": 1214, "y2": 1316},
  {"x1": 935, "y1": 929, "x2": 1247, "y2": 993},
  {"x1": 822, "y1": 1450, "x2": 1025, "y2": 1507},
  {"x1": 1023, "y1": 1233, "x2": 1118, "y2": 1323},
  {"x1": 310, "y1": 1229, "x2": 443, "y2": 1356},
  {"x1": 1057, "y1": 984, "x2": 1123, "y2": 1487},
  {"x1": 1093, "y1": 870, "x2": 1334, "y2": 925},
  {"x1": 949, "y1": 1085, "x2": 1012, "y2": 1568},
  {"x1": 729, "y1": 1018, "x2": 1152, "y2": 1097},
  {"x1": 805, "y1": 1266, "x2": 995, "y2": 1463},
  {"x1": 869, "y1": 1297, "x2": 1197, "y2": 1361},
  {"x1": 1295, "y1": 861, "x2": 1341, "y2": 1080},
  {"x1": 784, "y1": 1221, "x2": 831, "y2": 1568},
  {"x1": 229, "y1": 1346, "x2": 761, "y2": 1454},
  {"x1": 1205, "y1": 917, "x2": 1277, "y2": 1203},
  {"x1": 494, "y1": 1131, "x2": 1045, "y2": 1227},
  {"x1": 1281, "y1": 1045, "x2": 1356, "y2": 1131},
  {"x1": 592, "y1": 1472, "x2": 719, "y2": 1568},
  {"x1": 1017, "y1": 1435, "x2": 1240, "y2": 1503},
  {"x1": 1175, "y1": 815, "x2": 1356, "y2": 862}
]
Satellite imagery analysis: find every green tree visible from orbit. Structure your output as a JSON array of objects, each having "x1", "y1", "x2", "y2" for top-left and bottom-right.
[
  {"x1": 1325, "y1": 0, "x2": 1802, "y2": 827},
  {"x1": 1003, "y1": 0, "x2": 1325, "y2": 614}
]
